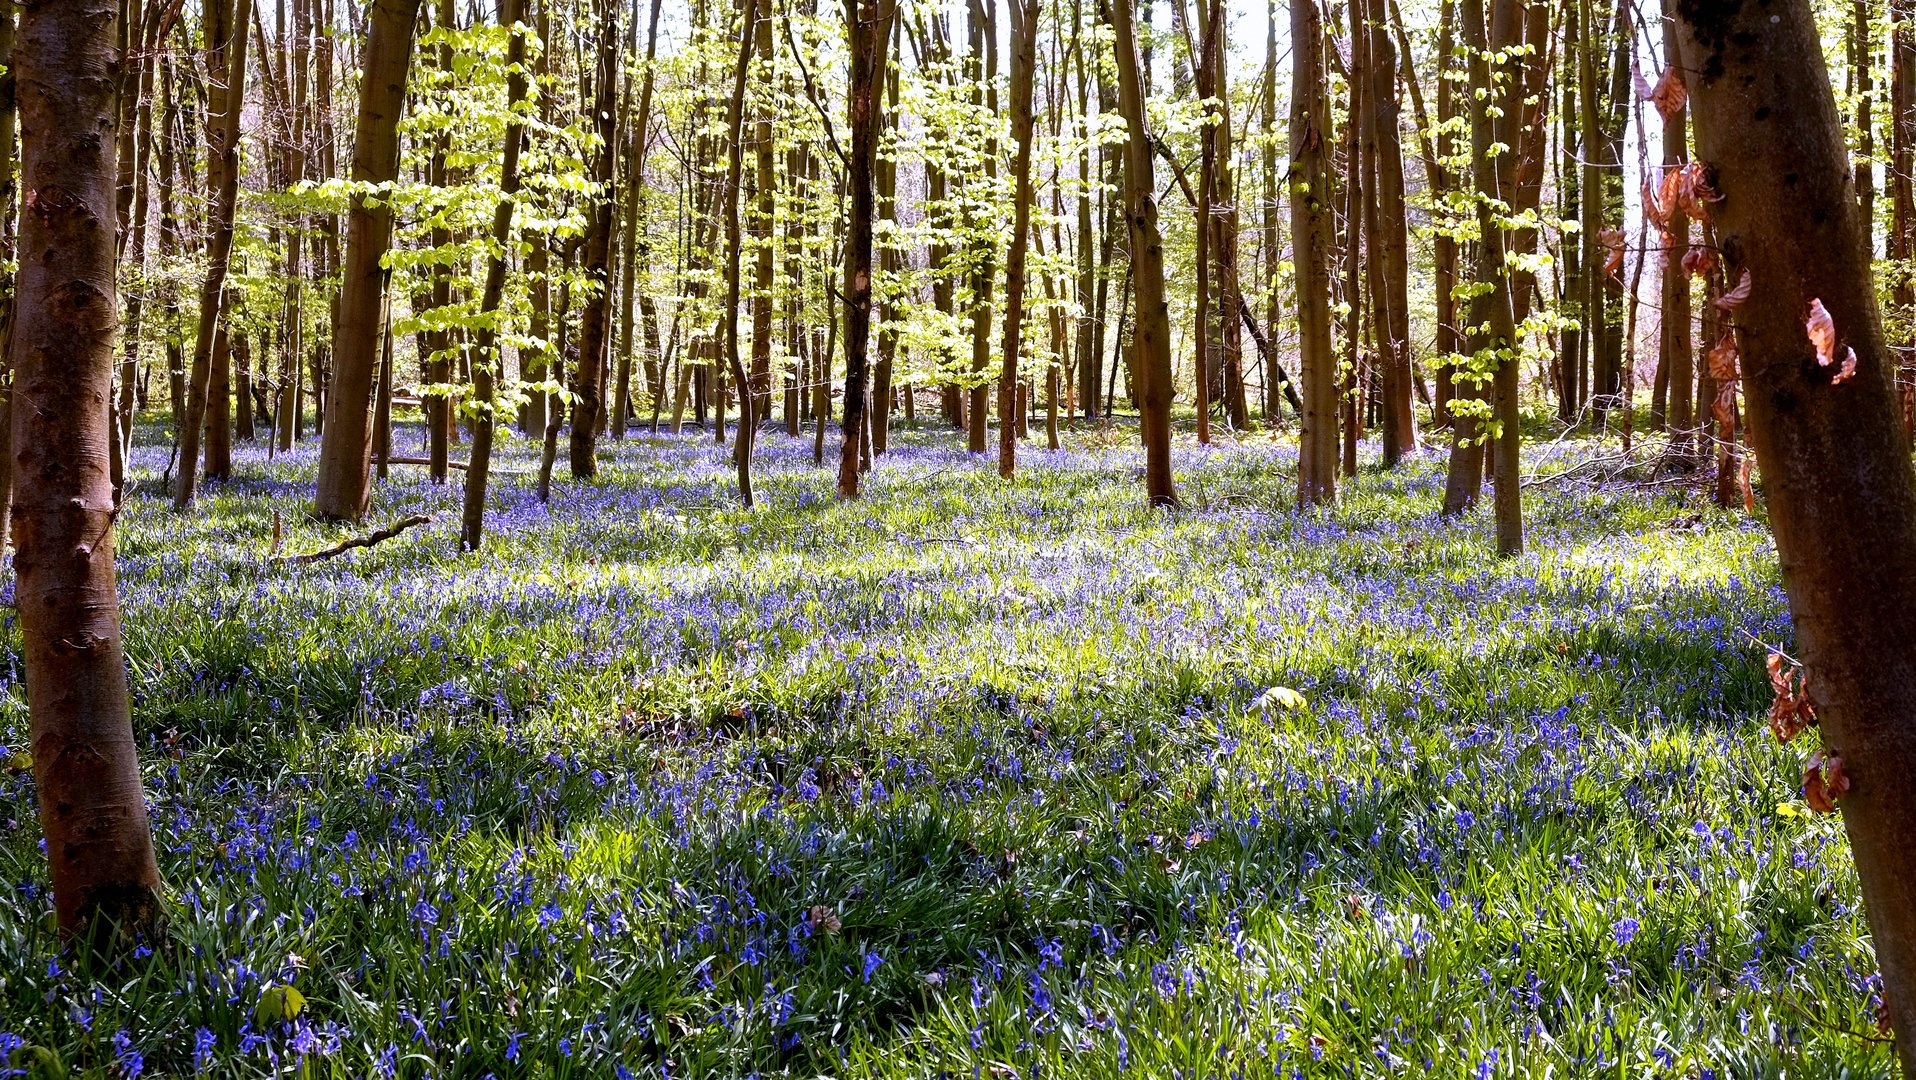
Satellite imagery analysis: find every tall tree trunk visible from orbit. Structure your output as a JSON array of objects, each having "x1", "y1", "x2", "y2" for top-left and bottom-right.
[
  {"x1": 1854, "y1": 0, "x2": 1876, "y2": 244},
  {"x1": 1075, "y1": 0, "x2": 1100, "y2": 421},
  {"x1": 873, "y1": 33, "x2": 900, "y2": 455},
  {"x1": 839, "y1": 0, "x2": 891, "y2": 496},
  {"x1": 1364, "y1": 0, "x2": 1414, "y2": 461},
  {"x1": 1557, "y1": 0, "x2": 1584, "y2": 422},
  {"x1": 999, "y1": 0, "x2": 1039, "y2": 478},
  {"x1": 570, "y1": 0, "x2": 622, "y2": 478},
  {"x1": 1291, "y1": 0, "x2": 1338, "y2": 505},
  {"x1": 1186, "y1": 0, "x2": 1215, "y2": 445},
  {"x1": 1261, "y1": 0, "x2": 1281, "y2": 422},
  {"x1": 14, "y1": 0, "x2": 165, "y2": 944},
  {"x1": 1893, "y1": 0, "x2": 1915, "y2": 435},
  {"x1": 424, "y1": 0, "x2": 455, "y2": 482},
  {"x1": 1108, "y1": 0, "x2": 1178, "y2": 506},
  {"x1": 313, "y1": 0, "x2": 421, "y2": 521},
  {"x1": 115, "y1": 2, "x2": 161, "y2": 486},
  {"x1": 1676, "y1": 1, "x2": 1916, "y2": 1069},
  {"x1": 719, "y1": 0, "x2": 759, "y2": 503},
  {"x1": 1660, "y1": 0, "x2": 1694, "y2": 458},
  {"x1": 172, "y1": 0, "x2": 253, "y2": 509},
  {"x1": 966, "y1": 0, "x2": 996, "y2": 454},
  {"x1": 0, "y1": 1, "x2": 19, "y2": 551},
  {"x1": 747, "y1": 0, "x2": 774, "y2": 439},
  {"x1": 459, "y1": 0, "x2": 530, "y2": 550}
]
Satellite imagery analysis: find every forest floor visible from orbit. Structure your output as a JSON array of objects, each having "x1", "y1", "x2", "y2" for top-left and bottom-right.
[{"x1": 0, "y1": 417, "x2": 1892, "y2": 1078}]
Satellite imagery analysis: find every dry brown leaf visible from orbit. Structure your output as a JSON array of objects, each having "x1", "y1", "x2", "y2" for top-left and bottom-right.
[
  {"x1": 1682, "y1": 244, "x2": 1718, "y2": 278},
  {"x1": 1807, "y1": 298, "x2": 1839, "y2": 368},
  {"x1": 1649, "y1": 66, "x2": 1688, "y2": 119},
  {"x1": 1599, "y1": 228, "x2": 1626, "y2": 281},
  {"x1": 1707, "y1": 332, "x2": 1738, "y2": 382},
  {"x1": 1739, "y1": 456, "x2": 1756, "y2": 513},
  {"x1": 1712, "y1": 381, "x2": 1739, "y2": 425},
  {"x1": 1716, "y1": 269, "x2": 1753, "y2": 312},
  {"x1": 1644, "y1": 178, "x2": 1670, "y2": 233},
  {"x1": 807, "y1": 905, "x2": 843, "y2": 935},
  {"x1": 1680, "y1": 162, "x2": 1724, "y2": 219},
  {"x1": 1803, "y1": 750, "x2": 1850, "y2": 813},
  {"x1": 1766, "y1": 651, "x2": 1817, "y2": 744},
  {"x1": 1834, "y1": 346, "x2": 1858, "y2": 385}
]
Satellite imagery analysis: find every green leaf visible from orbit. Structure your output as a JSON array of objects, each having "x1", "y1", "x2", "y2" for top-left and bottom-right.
[
  {"x1": 7, "y1": 1046, "x2": 68, "y2": 1080},
  {"x1": 1254, "y1": 686, "x2": 1308, "y2": 713},
  {"x1": 254, "y1": 984, "x2": 307, "y2": 1027}
]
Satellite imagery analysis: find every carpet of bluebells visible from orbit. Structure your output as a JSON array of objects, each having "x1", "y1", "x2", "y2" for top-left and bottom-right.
[{"x1": 0, "y1": 417, "x2": 1893, "y2": 1078}]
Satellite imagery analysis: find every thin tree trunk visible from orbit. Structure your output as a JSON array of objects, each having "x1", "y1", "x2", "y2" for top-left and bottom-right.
[
  {"x1": 839, "y1": 0, "x2": 891, "y2": 497},
  {"x1": 966, "y1": 0, "x2": 996, "y2": 454},
  {"x1": 1660, "y1": 0, "x2": 1694, "y2": 458},
  {"x1": 173, "y1": 0, "x2": 254, "y2": 509},
  {"x1": 1108, "y1": 0, "x2": 1177, "y2": 506},
  {"x1": 1292, "y1": 0, "x2": 1338, "y2": 505},
  {"x1": 1365, "y1": 0, "x2": 1414, "y2": 461},
  {"x1": 459, "y1": 0, "x2": 530, "y2": 550},
  {"x1": 720, "y1": 0, "x2": 759, "y2": 504},
  {"x1": 313, "y1": 0, "x2": 422, "y2": 521},
  {"x1": 998, "y1": 0, "x2": 1039, "y2": 478},
  {"x1": 569, "y1": 0, "x2": 622, "y2": 478}
]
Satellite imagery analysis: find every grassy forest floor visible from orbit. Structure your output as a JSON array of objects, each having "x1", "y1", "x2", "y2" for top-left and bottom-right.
[{"x1": 0, "y1": 416, "x2": 1893, "y2": 1078}]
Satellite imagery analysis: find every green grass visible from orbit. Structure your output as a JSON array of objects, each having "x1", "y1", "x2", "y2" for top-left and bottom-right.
[{"x1": 0, "y1": 418, "x2": 1891, "y2": 1078}]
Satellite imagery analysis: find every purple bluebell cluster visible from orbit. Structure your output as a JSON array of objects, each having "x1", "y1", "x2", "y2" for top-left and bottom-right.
[{"x1": 0, "y1": 426, "x2": 1885, "y2": 1077}]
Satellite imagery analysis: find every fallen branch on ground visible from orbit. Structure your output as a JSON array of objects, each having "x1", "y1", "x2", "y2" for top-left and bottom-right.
[
  {"x1": 383, "y1": 456, "x2": 471, "y2": 471},
  {"x1": 274, "y1": 515, "x2": 432, "y2": 564}
]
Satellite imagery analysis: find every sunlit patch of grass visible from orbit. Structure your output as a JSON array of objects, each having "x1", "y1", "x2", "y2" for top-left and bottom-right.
[{"x1": 0, "y1": 417, "x2": 1888, "y2": 1078}]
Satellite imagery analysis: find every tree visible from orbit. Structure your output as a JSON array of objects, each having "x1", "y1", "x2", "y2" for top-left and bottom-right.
[
  {"x1": 1290, "y1": 0, "x2": 1337, "y2": 506},
  {"x1": 998, "y1": 0, "x2": 1039, "y2": 479},
  {"x1": 839, "y1": 0, "x2": 891, "y2": 498},
  {"x1": 313, "y1": 0, "x2": 423, "y2": 522},
  {"x1": 173, "y1": 0, "x2": 255, "y2": 509},
  {"x1": 1107, "y1": 0, "x2": 1177, "y2": 507},
  {"x1": 569, "y1": 0, "x2": 622, "y2": 479},
  {"x1": 459, "y1": 0, "x2": 533, "y2": 551},
  {"x1": 1675, "y1": 0, "x2": 1916, "y2": 1068},
  {"x1": 1656, "y1": 0, "x2": 1693, "y2": 453},
  {"x1": 1363, "y1": 0, "x2": 1414, "y2": 462},
  {"x1": 720, "y1": 0, "x2": 761, "y2": 504},
  {"x1": 14, "y1": 0, "x2": 164, "y2": 943}
]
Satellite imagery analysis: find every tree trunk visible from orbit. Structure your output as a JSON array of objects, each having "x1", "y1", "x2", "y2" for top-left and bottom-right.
[
  {"x1": 424, "y1": 0, "x2": 455, "y2": 482},
  {"x1": 14, "y1": 0, "x2": 165, "y2": 945},
  {"x1": 719, "y1": 0, "x2": 759, "y2": 503},
  {"x1": 1108, "y1": 0, "x2": 1177, "y2": 507},
  {"x1": 966, "y1": 0, "x2": 996, "y2": 454},
  {"x1": 839, "y1": 0, "x2": 891, "y2": 497},
  {"x1": 173, "y1": 0, "x2": 253, "y2": 509},
  {"x1": 569, "y1": 0, "x2": 622, "y2": 479},
  {"x1": 459, "y1": 0, "x2": 530, "y2": 550},
  {"x1": 1660, "y1": 0, "x2": 1694, "y2": 459},
  {"x1": 747, "y1": 0, "x2": 774, "y2": 437},
  {"x1": 1676, "y1": 1, "x2": 1916, "y2": 1069},
  {"x1": 1292, "y1": 0, "x2": 1338, "y2": 505},
  {"x1": 1893, "y1": 0, "x2": 1914, "y2": 435},
  {"x1": 313, "y1": 0, "x2": 422, "y2": 521},
  {"x1": 873, "y1": 37, "x2": 900, "y2": 455},
  {"x1": 1365, "y1": 0, "x2": 1415, "y2": 461},
  {"x1": 999, "y1": 0, "x2": 1039, "y2": 479}
]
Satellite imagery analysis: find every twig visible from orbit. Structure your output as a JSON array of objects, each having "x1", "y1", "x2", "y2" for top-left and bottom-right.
[
  {"x1": 273, "y1": 514, "x2": 432, "y2": 565},
  {"x1": 1781, "y1": 995, "x2": 1894, "y2": 1045},
  {"x1": 1740, "y1": 627, "x2": 1799, "y2": 667}
]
